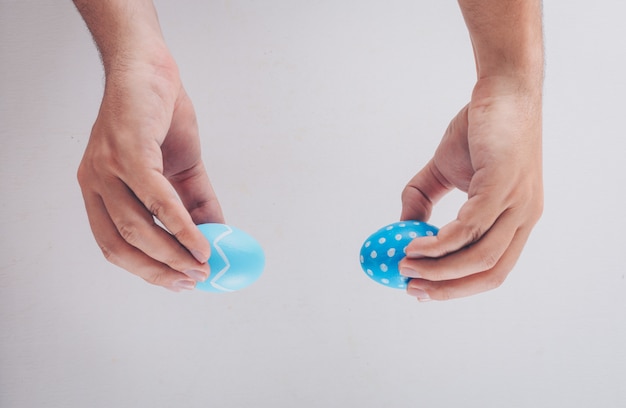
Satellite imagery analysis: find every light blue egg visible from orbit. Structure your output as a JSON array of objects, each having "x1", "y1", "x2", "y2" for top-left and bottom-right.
[
  {"x1": 195, "y1": 223, "x2": 265, "y2": 293},
  {"x1": 359, "y1": 221, "x2": 438, "y2": 289}
]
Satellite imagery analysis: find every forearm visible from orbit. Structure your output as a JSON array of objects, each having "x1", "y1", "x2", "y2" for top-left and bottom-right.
[
  {"x1": 458, "y1": 0, "x2": 544, "y2": 90},
  {"x1": 72, "y1": 0, "x2": 174, "y2": 76}
]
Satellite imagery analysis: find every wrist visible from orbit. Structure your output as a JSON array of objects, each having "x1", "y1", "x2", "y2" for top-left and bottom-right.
[
  {"x1": 102, "y1": 51, "x2": 182, "y2": 114},
  {"x1": 99, "y1": 24, "x2": 175, "y2": 80},
  {"x1": 470, "y1": 76, "x2": 542, "y2": 120},
  {"x1": 459, "y1": 0, "x2": 543, "y2": 85},
  {"x1": 104, "y1": 45, "x2": 180, "y2": 87},
  {"x1": 73, "y1": 0, "x2": 176, "y2": 79},
  {"x1": 473, "y1": 45, "x2": 543, "y2": 87}
]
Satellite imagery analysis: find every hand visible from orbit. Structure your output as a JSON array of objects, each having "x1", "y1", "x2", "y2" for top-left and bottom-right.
[
  {"x1": 77, "y1": 56, "x2": 224, "y2": 292},
  {"x1": 399, "y1": 78, "x2": 543, "y2": 301}
]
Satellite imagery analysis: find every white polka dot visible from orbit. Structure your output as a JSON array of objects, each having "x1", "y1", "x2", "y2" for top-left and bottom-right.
[
  {"x1": 360, "y1": 255, "x2": 364, "y2": 263},
  {"x1": 403, "y1": 246, "x2": 408, "y2": 254},
  {"x1": 426, "y1": 231, "x2": 434, "y2": 236},
  {"x1": 409, "y1": 231, "x2": 417, "y2": 238},
  {"x1": 381, "y1": 278, "x2": 390, "y2": 285},
  {"x1": 378, "y1": 237, "x2": 386, "y2": 244},
  {"x1": 413, "y1": 221, "x2": 421, "y2": 225},
  {"x1": 399, "y1": 223, "x2": 406, "y2": 227},
  {"x1": 367, "y1": 269, "x2": 373, "y2": 276},
  {"x1": 380, "y1": 264, "x2": 388, "y2": 272},
  {"x1": 365, "y1": 241, "x2": 371, "y2": 248},
  {"x1": 387, "y1": 248, "x2": 396, "y2": 257},
  {"x1": 370, "y1": 250, "x2": 377, "y2": 259},
  {"x1": 395, "y1": 234, "x2": 402, "y2": 241},
  {"x1": 386, "y1": 225, "x2": 394, "y2": 230}
]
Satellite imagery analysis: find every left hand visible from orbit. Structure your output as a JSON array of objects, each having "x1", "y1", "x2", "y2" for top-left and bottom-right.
[{"x1": 399, "y1": 78, "x2": 543, "y2": 301}]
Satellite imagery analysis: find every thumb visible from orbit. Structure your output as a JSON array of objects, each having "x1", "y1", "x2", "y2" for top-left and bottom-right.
[
  {"x1": 400, "y1": 159, "x2": 452, "y2": 222},
  {"x1": 168, "y1": 161, "x2": 225, "y2": 225}
]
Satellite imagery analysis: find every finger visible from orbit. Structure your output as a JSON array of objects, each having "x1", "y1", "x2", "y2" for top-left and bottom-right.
[
  {"x1": 403, "y1": 175, "x2": 511, "y2": 259},
  {"x1": 400, "y1": 159, "x2": 453, "y2": 222},
  {"x1": 162, "y1": 90, "x2": 225, "y2": 224},
  {"x1": 168, "y1": 161, "x2": 225, "y2": 225},
  {"x1": 99, "y1": 177, "x2": 211, "y2": 281},
  {"x1": 125, "y1": 169, "x2": 213, "y2": 264},
  {"x1": 406, "y1": 226, "x2": 532, "y2": 301},
  {"x1": 82, "y1": 190, "x2": 198, "y2": 292},
  {"x1": 399, "y1": 208, "x2": 519, "y2": 281}
]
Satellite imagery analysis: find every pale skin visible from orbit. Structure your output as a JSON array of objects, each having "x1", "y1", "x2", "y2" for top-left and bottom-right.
[
  {"x1": 73, "y1": 0, "x2": 543, "y2": 299},
  {"x1": 74, "y1": 0, "x2": 224, "y2": 292},
  {"x1": 399, "y1": 0, "x2": 544, "y2": 300}
]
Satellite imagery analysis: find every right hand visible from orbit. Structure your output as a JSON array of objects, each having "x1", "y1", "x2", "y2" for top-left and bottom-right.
[
  {"x1": 77, "y1": 55, "x2": 224, "y2": 292},
  {"x1": 399, "y1": 78, "x2": 543, "y2": 301}
]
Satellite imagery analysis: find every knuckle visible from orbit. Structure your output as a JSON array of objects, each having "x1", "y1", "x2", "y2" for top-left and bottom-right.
[
  {"x1": 423, "y1": 264, "x2": 445, "y2": 282},
  {"x1": 476, "y1": 249, "x2": 499, "y2": 272},
  {"x1": 76, "y1": 162, "x2": 88, "y2": 187},
  {"x1": 142, "y1": 272, "x2": 162, "y2": 287},
  {"x1": 162, "y1": 256, "x2": 185, "y2": 273},
  {"x1": 487, "y1": 271, "x2": 508, "y2": 290},
  {"x1": 98, "y1": 242, "x2": 120, "y2": 265},
  {"x1": 517, "y1": 191, "x2": 544, "y2": 227},
  {"x1": 531, "y1": 198, "x2": 544, "y2": 224},
  {"x1": 415, "y1": 237, "x2": 450, "y2": 259},
  {"x1": 99, "y1": 243, "x2": 114, "y2": 261},
  {"x1": 430, "y1": 245, "x2": 450, "y2": 259},
  {"x1": 148, "y1": 200, "x2": 165, "y2": 219},
  {"x1": 463, "y1": 222, "x2": 484, "y2": 244},
  {"x1": 516, "y1": 186, "x2": 544, "y2": 225},
  {"x1": 118, "y1": 222, "x2": 141, "y2": 246},
  {"x1": 142, "y1": 266, "x2": 169, "y2": 287},
  {"x1": 76, "y1": 159, "x2": 103, "y2": 190},
  {"x1": 401, "y1": 185, "x2": 415, "y2": 203},
  {"x1": 171, "y1": 226, "x2": 194, "y2": 245},
  {"x1": 434, "y1": 286, "x2": 453, "y2": 301},
  {"x1": 401, "y1": 186, "x2": 431, "y2": 214},
  {"x1": 147, "y1": 198, "x2": 188, "y2": 237}
]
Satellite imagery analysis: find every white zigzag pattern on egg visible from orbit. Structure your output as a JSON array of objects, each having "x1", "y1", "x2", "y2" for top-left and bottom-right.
[{"x1": 209, "y1": 225, "x2": 234, "y2": 292}]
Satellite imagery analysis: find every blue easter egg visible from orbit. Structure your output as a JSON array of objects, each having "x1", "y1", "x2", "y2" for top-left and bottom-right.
[
  {"x1": 359, "y1": 221, "x2": 438, "y2": 289},
  {"x1": 195, "y1": 223, "x2": 265, "y2": 293}
]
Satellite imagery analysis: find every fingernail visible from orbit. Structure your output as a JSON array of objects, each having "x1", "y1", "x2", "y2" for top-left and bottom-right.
[
  {"x1": 185, "y1": 269, "x2": 208, "y2": 282},
  {"x1": 174, "y1": 279, "x2": 196, "y2": 291},
  {"x1": 408, "y1": 287, "x2": 431, "y2": 302},
  {"x1": 191, "y1": 249, "x2": 208, "y2": 264},
  {"x1": 400, "y1": 267, "x2": 421, "y2": 278}
]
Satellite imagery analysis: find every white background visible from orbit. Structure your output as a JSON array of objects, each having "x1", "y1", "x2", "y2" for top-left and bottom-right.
[{"x1": 1, "y1": 1, "x2": 625, "y2": 407}]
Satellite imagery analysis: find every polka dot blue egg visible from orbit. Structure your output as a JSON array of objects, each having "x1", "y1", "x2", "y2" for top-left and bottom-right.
[
  {"x1": 359, "y1": 221, "x2": 438, "y2": 289},
  {"x1": 195, "y1": 223, "x2": 265, "y2": 293}
]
